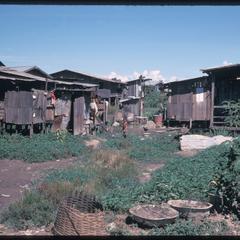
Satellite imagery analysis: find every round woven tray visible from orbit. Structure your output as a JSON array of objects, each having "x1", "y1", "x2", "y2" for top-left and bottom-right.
[
  {"x1": 53, "y1": 193, "x2": 107, "y2": 236},
  {"x1": 167, "y1": 199, "x2": 213, "y2": 219},
  {"x1": 129, "y1": 203, "x2": 179, "y2": 228}
]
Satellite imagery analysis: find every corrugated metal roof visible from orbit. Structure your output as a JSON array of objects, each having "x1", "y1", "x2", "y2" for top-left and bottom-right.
[
  {"x1": 126, "y1": 78, "x2": 152, "y2": 83},
  {"x1": 54, "y1": 79, "x2": 98, "y2": 87},
  {"x1": 0, "y1": 75, "x2": 35, "y2": 82},
  {"x1": 201, "y1": 64, "x2": 240, "y2": 73},
  {"x1": 0, "y1": 67, "x2": 47, "y2": 82},
  {"x1": 4, "y1": 66, "x2": 52, "y2": 79},
  {"x1": 164, "y1": 76, "x2": 207, "y2": 86},
  {"x1": 51, "y1": 69, "x2": 124, "y2": 84},
  {"x1": 7, "y1": 66, "x2": 34, "y2": 72}
]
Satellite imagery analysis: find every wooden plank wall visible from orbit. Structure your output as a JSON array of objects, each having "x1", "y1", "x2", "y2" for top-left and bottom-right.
[
  {"x1": 167, "y1": 93, "x2": 192, "y2": 121},
  {"x1": 32, "y1": 91, "x2": 47, "y2": 124},
  {"x1": 4, "y1": 91, "x2": 33, "y2": 124},
  {"x1": 0, "y1": 101, "x2": 5, "y2": 120},
  {"x1": 73, "y1": 96, "x2": 85, "y2": 135},
  {"x1": 192, "y1": 90, "x2": 211, "y2": 121}
]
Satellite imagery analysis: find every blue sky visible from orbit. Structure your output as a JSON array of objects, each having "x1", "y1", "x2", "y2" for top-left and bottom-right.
[{"x1": 0, "y1": 5, "x2": 240, "y2": 82}]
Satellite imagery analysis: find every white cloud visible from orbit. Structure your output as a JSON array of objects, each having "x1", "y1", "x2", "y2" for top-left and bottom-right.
[
  {"x1": 105, "y1": 69, "x2": 165, "y2": 85},
  {"x1": 223, "y1": 60, "x2": 233, "y2": 66},
  {"x1": 105, "y1": 71, "x2": 129, "y2": 82}
]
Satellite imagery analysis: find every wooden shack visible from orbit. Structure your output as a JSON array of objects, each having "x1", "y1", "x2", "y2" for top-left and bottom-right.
[
  {"x1": 48, "y1": 79, "x2": 98, "y2": 135},
  {"x1": 0, "y1": 66, "x2": 50, "y2": 134},
  {"x1": 0, "y1": 66, "x2": 98, "y2": 135},
  {"x1": 164, "y1": 64, "x2": 240, "y2": 129},
  {"x1": 50, "y1": 69, "x2": 125, "y2": 106},
  {"x1": 122, "y1": 75, "x2": 151, "y2": 117},
  {"x1": 201, "y1": 64, "x2": 240, "y2": 129},
  {"x1": 164, "y1": 76, "x2": 211, "y2": 128}
]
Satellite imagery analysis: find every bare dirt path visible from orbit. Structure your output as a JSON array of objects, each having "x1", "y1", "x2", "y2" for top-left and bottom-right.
[
  {"x1": 0, "y1": 158, "x2": 77, "y2": 212},
  {"x1": 138, "y1": 162, "x2": 165, "y2": 183}
]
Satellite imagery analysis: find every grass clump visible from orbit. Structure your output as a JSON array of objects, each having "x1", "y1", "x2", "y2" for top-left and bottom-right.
[
  {"x1": 0, "y1": 132, "x2": 89, "y2": 162},
  {"x1": 104, "y1": 133, "x2": 179, "y2": 163},
  {"x1": 0, "y1": 191, "x2": 55, "y2": 230},
  {"x1": 39, "y1": 148, "x2": 140, "y2": 212}
]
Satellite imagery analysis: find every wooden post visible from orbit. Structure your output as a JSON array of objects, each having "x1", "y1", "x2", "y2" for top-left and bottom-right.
[
  {"x1": 189, "y1": 118, "x2": 193, "y2": 129},
  {"x1": 210, "y1": 75, "x2": 215, "y2": 128},
  {"x1": 2, "y1": 122, "x2": 5, "y2": 134},
  {"x1": 29, "y1": 123, "x2": 33, "y2": 138},
  {"x1": 45, "y1": 77, "x2": 48, "y2": 92}
]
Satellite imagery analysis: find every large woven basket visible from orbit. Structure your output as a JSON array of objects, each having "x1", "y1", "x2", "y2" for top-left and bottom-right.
[{"x1": 53, "y1": 192, "x2": 107, "y2": 236}]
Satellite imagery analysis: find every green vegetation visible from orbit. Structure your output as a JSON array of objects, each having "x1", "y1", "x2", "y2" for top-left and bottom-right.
[
  {"x1": 149, "y1": 219, "x2": 229, "y2": 236},
  {"x1": 140, "y1": 141, "x2": 232, "y2": 202},
  {"x1": 104, "y1": 132, "x2": 179, "y2": 163},
  {"x1": 143, "y1": 87, "x2": 167, "y2": 120},
  {"x1": 0, "y1": 132, "x2": 89, "y2": 162},
  {"x1": 223, "y1": 100, "x2": 240, "y2": 127},
  {"x1": 0, "y1": 191, "x2": 55, "y2": 230},
  {"x1": 1, "y1": 131, "x2": 240, "y2": 234},
  {"x1": 209, "y1": 137, "x2": 240, "y2": 217}
]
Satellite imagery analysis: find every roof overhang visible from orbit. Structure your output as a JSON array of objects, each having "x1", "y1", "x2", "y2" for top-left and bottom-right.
[
  {"x1": 201, "y1": 64, "x2": 240, "y2": 74},
  {"x1": 0, "y1": 67, "x2": 48, "y2": 82},
  {"x1": 164, "y1": 76, "x2": 207, "y2": 86},
  {"x1": 126, "y1": 78, "x2": 152, "y2": 84},
  {"x1": 51, "y1": 69, "x2": 124, "y2": 84}
]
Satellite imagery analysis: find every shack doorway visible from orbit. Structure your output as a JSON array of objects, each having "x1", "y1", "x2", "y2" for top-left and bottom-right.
[{"x1": 73, "y1": 96, "x2": 85, "y2": 135}]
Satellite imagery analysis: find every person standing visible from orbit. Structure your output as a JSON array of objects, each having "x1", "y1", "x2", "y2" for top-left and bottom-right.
[{"x1": 90, "y1": 97, "x2": 98, "y2": 126}]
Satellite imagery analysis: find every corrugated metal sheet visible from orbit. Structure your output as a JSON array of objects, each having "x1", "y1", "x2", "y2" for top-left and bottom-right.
[
  {"x1": 73, "y1": 96, "x2": 85, "y2": 135},
  {"x1": 8, "y1": 66, "x2": 52, "y2": 79},
  {"x1": 4, "y1": 91, "x2": 33, "y2": 124},
  {"x1": 0, "y1": 75, "x2": 35, "y2": 82},
  {"x1": 51, "y1": 69, "x2": 123, "y2": 83},
  {"x1": 0, "y1": 101, "x2": 5, "y2": 120},
  {"x1": 54, "y1": 80, "x2": 98, "y2": 87},
  {"x1": 192, "y1": 91, "x2": 211, "y2": 121},
  {"x1": 201, "y1": 64, "x2": 240, "y2": 73},
  {"x1": 122, "y1": 98, "x2": 140, "y2": 116},
  {"x1": 96, "y1": 89, "x2": 111, "y2": 98},
  {"x1": 0, "y1": 67, "x2": 47, "y2": 82},
  {"x1": 32, "y1": 91, "x2": 47, "y2": 124}
]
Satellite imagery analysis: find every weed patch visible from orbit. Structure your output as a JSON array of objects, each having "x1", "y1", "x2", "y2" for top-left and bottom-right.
[
  {"x1": 0, "y1": 191, "x2": 55, "y2": 230},
  {"x1": 149, "y1": 219, "x2": 230, "y2": 236},
  {"x1": 0, "y1": 132, "x2": 89, "y2": 162},
  {"x1": 104, "y1": 133, "x2": 179, "y2": 163},
  {"x1": 140, "y1": 141, "x2": 232, "y2": 203}
]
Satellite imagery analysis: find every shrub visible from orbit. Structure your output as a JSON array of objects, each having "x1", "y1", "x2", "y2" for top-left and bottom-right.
[
  {"x1": 209, "y1": 137, "x2": 240, "y2": 217},
  {"x1": 0, "y1": 191, "x2": 55, "y2": 230},
  {"x1": 223, "y1": 100, "x2": 240, "y2": 127}
]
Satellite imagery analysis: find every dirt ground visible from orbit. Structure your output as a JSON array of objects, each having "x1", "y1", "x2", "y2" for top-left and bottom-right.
[{"x1": 0, "y1": 158, "x2": 77, "y2": 212}]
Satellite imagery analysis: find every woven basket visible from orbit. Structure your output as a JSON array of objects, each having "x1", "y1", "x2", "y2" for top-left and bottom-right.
[{"x1": 53, "y1": 192, "x2": 107, "y2": 236}]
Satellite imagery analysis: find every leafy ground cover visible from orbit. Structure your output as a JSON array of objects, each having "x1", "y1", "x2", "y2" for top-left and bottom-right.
[
  {"x1": 103, "y1": 132, "x2": 180, "y2": 163},
  {"x1": 1, "y1": 131, "x2": 240, "y2": 235},
  {"x1": 0, "y1": 132, "x2": 89, "y2": 162},
  {"x1": 148, "y1": 219, "x2": 230, "y2": 236}
]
